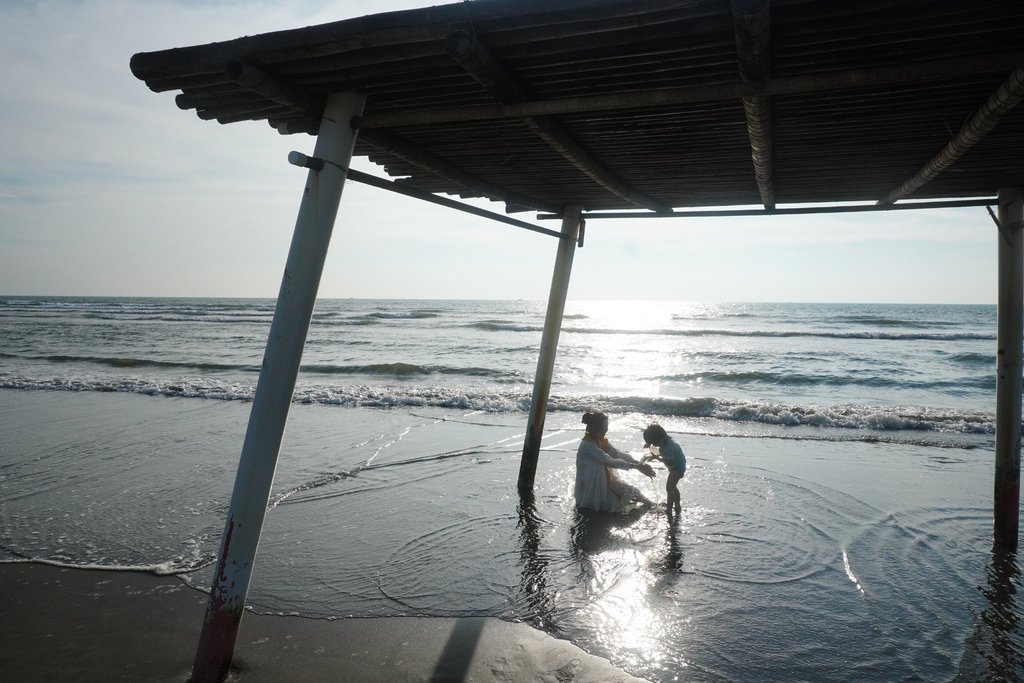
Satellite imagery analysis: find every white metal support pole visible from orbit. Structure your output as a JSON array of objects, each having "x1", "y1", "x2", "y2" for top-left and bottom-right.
[
  {"x1": 190, "y1": 91, "x2": 366, "y2": 683},
  {"x1": 518, "y1": 206, "x2": 581, "y2": 497},
  {"x1": 995, "y1": 187, "x2": 1024, "y2": 548}
]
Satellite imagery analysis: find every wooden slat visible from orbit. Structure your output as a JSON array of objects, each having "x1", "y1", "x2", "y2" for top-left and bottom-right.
[
  {"x1": 354, "y1": 51, "x2": 1024, "y2": 128},
  {"x1": 359, "y1": 129, "x2": 564, "y2": 214}
]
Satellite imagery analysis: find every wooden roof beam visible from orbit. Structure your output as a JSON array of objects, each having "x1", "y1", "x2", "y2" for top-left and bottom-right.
[
  {"x1": 732, "y1": 0, "x2": 775, "y2": 211},
  {"x1": 354, "y1": 51, "x2": 1024, "y2": 129},
  {"x1": 539, "y1": 198, "x2": 995, "y2": 220},
  {"x1": 445, "y1": 30, "x2": 672, "y2": 213},
  {"x1": 879, "y1": 66, "x2": 1024, "y2": 205},
  {"x1": 358, "y1": 128, "x2": 563, "y2": 215}
]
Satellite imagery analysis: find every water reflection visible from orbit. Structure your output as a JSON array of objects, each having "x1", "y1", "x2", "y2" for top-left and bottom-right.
[
  {"x1": 955, "y1": 544, "x2": 1024, "y2": 680},
  {"x1": 652, "y1": 516, "x2": 685, "y2": 598},
  {"x1": 516, "y1": 497, "x2": 560, "y2": 634},
  {"x1": 569, "y1": 507, "x2": 648, "y2": 558},
  {"x1": 516, "y1": 500, "x2": 696, "y2": 677},
  {"x1": 566, "y1": 507, "x2": 692, "y2": 672}
]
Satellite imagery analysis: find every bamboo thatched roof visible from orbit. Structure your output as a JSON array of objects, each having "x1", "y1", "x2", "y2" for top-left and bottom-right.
[{"x1": 130, "y1": 0, "x2": 1024, "y2": 215}]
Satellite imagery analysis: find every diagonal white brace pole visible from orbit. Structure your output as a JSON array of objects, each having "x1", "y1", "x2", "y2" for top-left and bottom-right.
[
  {"x1": 190, "y1": 91, "x2": 366, "y2": 683},
  {"x1": 518, "y1": 206, "x2": 581, "y2": 497}
]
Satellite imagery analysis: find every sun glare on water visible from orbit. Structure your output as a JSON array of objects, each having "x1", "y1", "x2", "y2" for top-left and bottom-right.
[
  {"x1": 588, "y1": 545, "x2": 672, "y2": 665},
  {"x1": 558, "y1": 300, "x2": 746, "y2": 403}
]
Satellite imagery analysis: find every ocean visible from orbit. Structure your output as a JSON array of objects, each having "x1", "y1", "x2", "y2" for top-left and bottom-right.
[{"x1": 0, "y1": 296, "x2": 1019, "y2": 681}]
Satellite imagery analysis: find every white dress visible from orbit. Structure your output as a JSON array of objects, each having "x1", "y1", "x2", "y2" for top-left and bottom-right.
[{"x1": 574, "y1": 438, "x2": 644, "y2": 513}]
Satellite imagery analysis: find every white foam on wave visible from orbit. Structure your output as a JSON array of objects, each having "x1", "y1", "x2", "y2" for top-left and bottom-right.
[
  {"x1": 0, "y1": 373, "x2": 996, "y2": 436},
  {"x1": 0, "y1": 555, "x2": 213, "y2": 576}
]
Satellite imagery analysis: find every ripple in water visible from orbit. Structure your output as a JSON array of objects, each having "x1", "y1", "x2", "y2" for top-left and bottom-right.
[{"x1": 330, "y1": 453, "x2": 991, "y2": 682}]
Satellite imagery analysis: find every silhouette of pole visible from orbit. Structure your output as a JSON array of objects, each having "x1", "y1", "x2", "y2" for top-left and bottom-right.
[{"x1": 995, "y1": 187, "x2": 1023, "y2": 548}]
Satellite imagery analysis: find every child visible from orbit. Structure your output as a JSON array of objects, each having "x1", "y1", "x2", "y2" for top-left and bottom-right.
[{"x1": 642, "y1": 423, "x2": 686, "y2": 516}]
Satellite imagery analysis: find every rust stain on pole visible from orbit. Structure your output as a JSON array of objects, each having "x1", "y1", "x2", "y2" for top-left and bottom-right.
[
  {"x1": 191, "y1": 519, "x2": 241, "y2": 683},
  {"x1": 212, "y1": 519, "x2": 236, "y2": 603}
]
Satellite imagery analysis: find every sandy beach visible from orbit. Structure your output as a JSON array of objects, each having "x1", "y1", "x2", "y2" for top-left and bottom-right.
[{"x1": 0, "y1": 562, "x2": 648, "y2": 682}]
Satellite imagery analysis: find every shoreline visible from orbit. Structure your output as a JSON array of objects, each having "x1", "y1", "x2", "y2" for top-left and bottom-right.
[{"x1": 0, "y1": 562, "x2": 649, "y2": 682}]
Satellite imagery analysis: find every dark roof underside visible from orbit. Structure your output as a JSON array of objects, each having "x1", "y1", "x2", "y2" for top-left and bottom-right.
[{"x1": 130, "y1": 0, "x2": 1024, "y2": 214}]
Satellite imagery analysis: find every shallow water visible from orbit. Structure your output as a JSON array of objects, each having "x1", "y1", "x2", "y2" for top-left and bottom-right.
[
  {"x1": 2, "y1": 390, "x2": 1022, "y2": 682},
  {"x1": 0, "y1": 297, "x2": 1017, "y2": 680}
]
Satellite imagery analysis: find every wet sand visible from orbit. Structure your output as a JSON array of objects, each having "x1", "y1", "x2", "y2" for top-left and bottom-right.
[{"x1": 0, "y1": 563, "x2": 648, "y2": 682}]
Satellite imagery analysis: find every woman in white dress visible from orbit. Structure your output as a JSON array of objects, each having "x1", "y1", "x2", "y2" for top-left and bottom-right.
[{"x1": 574, "y1": 411, "x2": 655, "y2": 513}]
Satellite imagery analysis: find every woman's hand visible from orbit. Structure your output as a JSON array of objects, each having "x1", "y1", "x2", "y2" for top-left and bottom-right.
[{"x1": 636, "y1": 463, "x2": 656, "y2": 478}]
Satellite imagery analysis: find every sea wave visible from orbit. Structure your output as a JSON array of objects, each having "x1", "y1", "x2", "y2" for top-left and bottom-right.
[
  {"x1": 467, "y1": 321, "x2": 993, "y2": 341},
  {"x1": 660, "y1": 370, "x2": 995, "y2": 391},
  {"x1": 1, "y1": 300, "x2": 994, "y2": 344},
  {"x1": 76, "y1": 313, "x2": 273, "y2": 324},
  {"x1": 672, "y1": 311, "x2": 756, "y2": 320},
  {"x1": 827, "y1": 315, "x2": 958, "y2": 328},
  {"x1": 302, "y1": 362, "x2": 521, "y2": 380},
  {"x1": 2, "y1": 353, "x2": 524, "y2": 380},
  {"x1": 0, "y1": 374, "x2": 995, "y2": 436},
  {"x1": 468, "y1": 321, "x2": 540, "y2": 332},
  {"x1": 355, "y1": 311, "x2": 442, "y2": 320},
  {"x1": 1, "y1": 299, "x2": 270, "y2": 318},
  {"x1": 7, "y1": 353, "x2": 258, "y2": 372},
  {"x1": 950, "y1": 352, "x2": 995, "y2": 366},
  {"x1": 0, "y1": 299, "x2": 452, "y2": 326}
]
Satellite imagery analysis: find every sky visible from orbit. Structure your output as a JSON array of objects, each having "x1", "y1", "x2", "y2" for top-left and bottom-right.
[{"x1": 0, "y1": 0, "x2": 1003, "y2": 304}]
